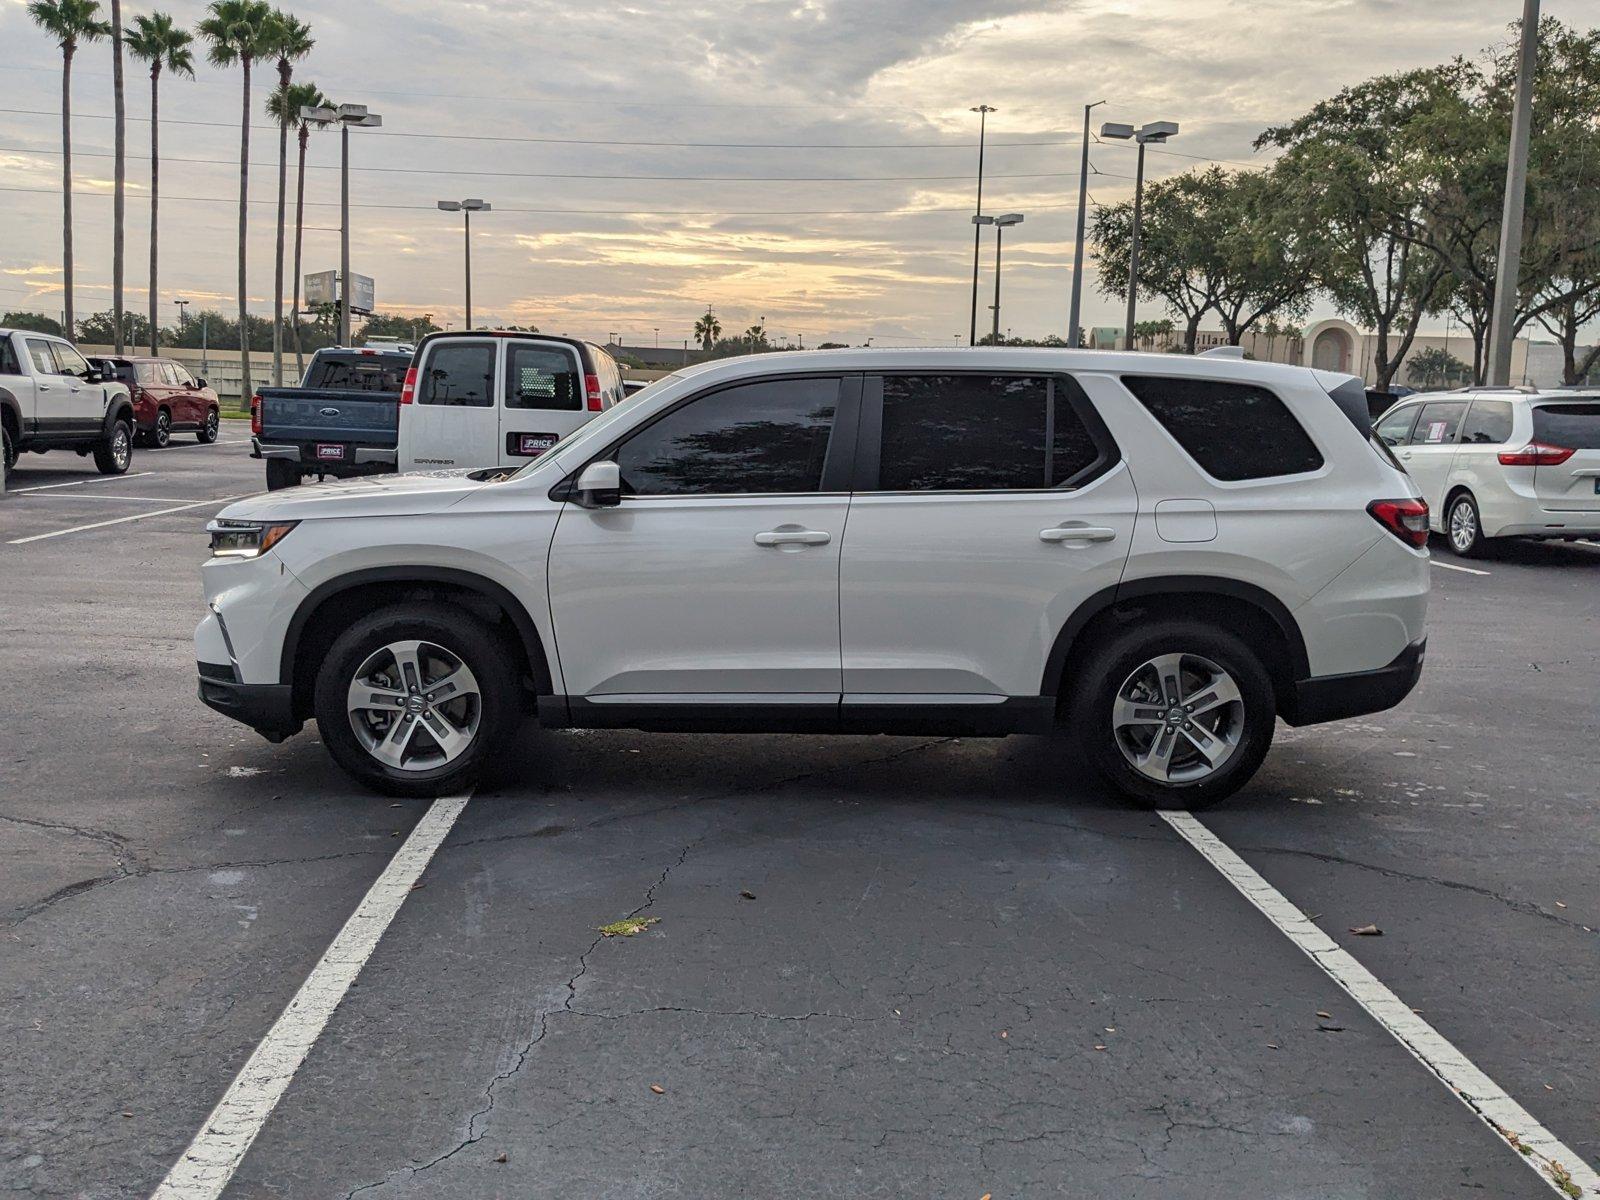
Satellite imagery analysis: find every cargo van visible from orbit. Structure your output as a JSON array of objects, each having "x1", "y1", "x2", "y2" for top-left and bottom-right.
[{"x1": 396, "y1": 331, "x2": 626, "y2": 472}]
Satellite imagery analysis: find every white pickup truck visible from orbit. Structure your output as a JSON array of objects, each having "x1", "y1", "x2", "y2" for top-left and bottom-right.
[{"x1": 0, "y1": 328, "x2": 136, "y2": 479}]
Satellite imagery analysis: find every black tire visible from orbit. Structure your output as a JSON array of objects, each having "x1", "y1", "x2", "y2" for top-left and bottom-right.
[
  {"x1": 93, "y1": 420, "x2": 133, "y2": 475},
  {"x1": 149, "y1": 409, "x2": 171, "y2": 448},
  {"x1": 2, "y1": 422, "x2": 15, "y2": 480},
  {"x1": 265, "y1": 458, "x2": 300, "y2": 490},
  {"x1": 197, "y1": 407, "x2": 219, "y2": 443},
  {"x1": 1444, "y1": 491, "x2": 1488, "y2": 558},
  {"x1": 1068, "y1": 620, "x2": 1276, "y2": 809},
  {"x1": 313, "y1": 602, "x2": 520, "y2": 797}
]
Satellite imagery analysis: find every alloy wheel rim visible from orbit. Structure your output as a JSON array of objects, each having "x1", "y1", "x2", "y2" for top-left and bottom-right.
[
  {"x1": 346, "y1": 639, "x2": 482, "y2": 772},
  {"x1": 1112, "y1": 652, "x2": 1245, "y2": 784},
  {"x1": 113, "y1": 428, "x2": 130, "y2": 468},
  {"x1": 206, "y1": 411, "x2": 218, "y2": 438},
  {"x1": 155, "y1": 413, "x2": 169, "y2": 446},
  {"x1": 1449, "y1": 500, "x2": 1476, "y2": 551}
]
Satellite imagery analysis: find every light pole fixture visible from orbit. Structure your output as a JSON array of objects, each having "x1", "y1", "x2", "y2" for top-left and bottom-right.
[
  {"x1": 989, "y1": 213, "x2": 1024, "y2": 344},
  {"x1": 304, "y1": 102, "x2": 383, "y2": 346},
  {"x1": 1068, "y1": 100, "x2": 1105, "y2": 347},
  {"x1": 173, "y1": 298, "x2": 189, "y2": 327},
  {"x1": 968, "y1": 104, "x2": 996, "y2": 348},
  {"x1": 437, "y1": 198, "x2": 491, "y2": 330},
  {"x1": 1487, "y1": 0, "x2": 1540, "y2": 385},
  {"x1": 1099, "y1": 119, "x2": 1178, "y2": 351}
]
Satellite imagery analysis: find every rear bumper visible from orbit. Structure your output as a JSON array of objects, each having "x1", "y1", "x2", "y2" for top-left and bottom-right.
[
  {"x1": 1283, "y1": 637, "x2": 1425, "y2": 727},
  {"x1": 197, "y1": 666, "x2": 301, "y2": 742},
  {"x1": 251, "y1": 437, "x2": 397, "y2": 471}
]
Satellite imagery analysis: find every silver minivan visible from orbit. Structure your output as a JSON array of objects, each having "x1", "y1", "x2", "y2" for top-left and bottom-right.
[{"x1": 396, "y1": 331, "x2": 626, "y2": 472}]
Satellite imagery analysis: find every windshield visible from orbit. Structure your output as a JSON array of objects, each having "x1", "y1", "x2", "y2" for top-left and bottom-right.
[{"x1": 508, "y1": 372, "x2": 684, "y2": 479}]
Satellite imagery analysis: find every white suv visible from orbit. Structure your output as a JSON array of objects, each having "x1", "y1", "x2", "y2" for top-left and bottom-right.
[
  {"x1": 1374, "y1": 388, "x2": 1600, "y2": 556},
  {"x1": 195, "y1": 349, "x2": 1429, "y2": 807}
]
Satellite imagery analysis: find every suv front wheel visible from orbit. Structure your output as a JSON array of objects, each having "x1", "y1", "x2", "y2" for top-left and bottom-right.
[
  {"x1": 313, "y1": 603, "x2": 520, "y2": 797},
  {"x1": 93, "y1": 419, "x2": 133, "y2": 475},
  {"x1": 1070, "y1": 620, "x2": 1276, "y2": 809}
]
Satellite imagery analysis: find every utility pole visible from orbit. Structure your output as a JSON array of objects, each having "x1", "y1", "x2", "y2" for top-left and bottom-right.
[
  {"x1": 1068, "y1": 101, "x2": 1104, "y2": 348},
  {"x1": 1486, "y1": 0, "x2": 1540, "y2": 386},
  {"x1": 968, "y1": 105, "x2": 995, "y2": 347}
]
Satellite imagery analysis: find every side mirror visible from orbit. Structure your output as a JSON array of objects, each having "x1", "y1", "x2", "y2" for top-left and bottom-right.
[
  {"x1": 574, "y1": 460, "x2": 621, "y2": 509},
  {"x1": 194, "y1": 377, "x2": 208, "y2": 390},
  {"x1": 85, "y1": 368, "x2": 103, "y2": 384}
]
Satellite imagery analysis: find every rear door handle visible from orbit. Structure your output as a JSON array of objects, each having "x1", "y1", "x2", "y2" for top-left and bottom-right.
[
  {"x1": 754, "y1": 529, "x2": 830, "y2": 546},
  {"x1": 1040, "y1": 525, "x2": 1116, "y2": 544}
]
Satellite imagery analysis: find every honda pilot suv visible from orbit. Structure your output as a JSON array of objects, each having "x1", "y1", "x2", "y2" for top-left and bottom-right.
[{"x1": 195, "y1": 349, "x2": 1429, "y2": 806}]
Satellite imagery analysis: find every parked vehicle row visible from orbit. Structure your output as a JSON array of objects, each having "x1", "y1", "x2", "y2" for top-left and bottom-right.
[
  {"x1": 1375, "y1": 388, "x2": 1600, "y2": 556},
  {"x1": 250, "y1": 334, "x2": 629, "y2": 491},
  {"x1": 92, "y1": 356, "x2": 220, "y2": 447},
  {"x1": 196, "y1": 348, "x2": 1429, "y2": 808},
  {"x1": 0, "y1": 329, "x2": 136, "y2": 478}
]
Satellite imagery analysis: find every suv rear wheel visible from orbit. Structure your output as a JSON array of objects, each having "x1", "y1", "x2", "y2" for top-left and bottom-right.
[
  {"x1": 93, "y1": 420, "x2": 133, "y2": 475},
  {"x1": 1069, "y1": 620, "x2": 1276, "y2": 809},
  {"x1": 313, "y1": 603, "x2": 520, "y2": 797},
  {"x1": 148, "y1": 409, "x2": 171, "y2": 448}
]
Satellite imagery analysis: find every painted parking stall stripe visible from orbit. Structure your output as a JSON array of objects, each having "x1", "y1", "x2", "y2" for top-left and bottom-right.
[
  {"x1": 11, "y1": 471, "x2": 155, "y2": 492},
  {"x1": 150, "y1": 791, "x2": 474, "y2": 1200},
  {"x1": 1431, "y1": 560, "x2": 1491, "y2": 576},
  {"x1": 1161, "y1": 810, "x2": 1599, "y2": 1198},
  {"x1": 7, "y1": 494, "x2": 250, "y2": 544}
]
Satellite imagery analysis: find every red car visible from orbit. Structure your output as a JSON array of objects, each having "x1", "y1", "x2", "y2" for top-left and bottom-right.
[{"x1": 93, "y1": 356, "x2": 220, "y2": 447}]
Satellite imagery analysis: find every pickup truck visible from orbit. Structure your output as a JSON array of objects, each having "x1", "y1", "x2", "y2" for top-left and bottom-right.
[
  {"x1": 250, "y1": 345, "x2": 413, "y2": 490},
  {"x1": 1, "y1": 328, "x2": 137, "y2": 479}
]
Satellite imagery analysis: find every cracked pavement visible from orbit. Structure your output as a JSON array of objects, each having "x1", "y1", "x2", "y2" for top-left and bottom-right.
[{"x1": 3, "y1": 446, "x2": 1598, "y2": 1197}]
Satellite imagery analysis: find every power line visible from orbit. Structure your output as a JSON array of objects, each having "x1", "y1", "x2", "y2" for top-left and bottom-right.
[{"x1": 0, "y1": 144, "x2": 1086, "y2": 183}]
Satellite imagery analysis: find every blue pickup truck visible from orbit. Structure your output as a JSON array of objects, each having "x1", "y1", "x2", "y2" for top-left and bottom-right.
[{"x1": 250, "y1": 345, "x2": 413, "y2": 490}]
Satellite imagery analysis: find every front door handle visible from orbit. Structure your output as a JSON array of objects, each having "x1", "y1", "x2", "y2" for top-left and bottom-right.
[
  {"x1": 1040, "y1": 525, "x2": 1116, "y2": 544},
  {"x1": 1399, "y1": 451, "x2": 1413, "y2": 460},
  {"x1": 754, "y1": 529, "x2": 831, "y2": 547}
]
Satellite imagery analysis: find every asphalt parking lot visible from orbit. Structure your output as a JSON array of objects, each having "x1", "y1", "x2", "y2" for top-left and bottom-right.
[{"x1": 2, "y1": 437, "x2": 1597, "y2": 1199}]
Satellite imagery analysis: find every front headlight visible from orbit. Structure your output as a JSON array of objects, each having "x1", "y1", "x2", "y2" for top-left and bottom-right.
[{"x1": 207, "y1": 519, "x2": 298, "y2": 559}]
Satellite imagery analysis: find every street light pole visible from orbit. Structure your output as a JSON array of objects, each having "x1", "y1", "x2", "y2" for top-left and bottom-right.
[
  {"x1": 1487, "y1": 0, "x2": 1540, "y2": 386},
  {"x1": 990, "y1": 213, "x2": 1024, "y2": 344},
  {"x1": 968, "y1": 104, "x2": 995, "y2": 347},
  {"x1": 436, "y1": 199, "x2": 490, "y2": 330},
  {"x1": 1100, "y1": 120, "x2": 1178, "y2": 351},
  {"x1": 1068, "y1": 101, "x2": 1104, "y2": 347},
  {"x1": 304, "y1": 103, "x2": 383, "y2": 348}
]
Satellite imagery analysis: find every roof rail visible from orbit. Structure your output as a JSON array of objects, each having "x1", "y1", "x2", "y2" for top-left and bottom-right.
[{"x1": 1199, "y1": 345, "x2": 1247, "y2": 359}]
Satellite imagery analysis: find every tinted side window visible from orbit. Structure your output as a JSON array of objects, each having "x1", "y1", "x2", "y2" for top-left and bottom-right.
[
  {"x1": 1123, "y1": 376, "x2": 1323, "y2": 480},
  {"x1": 505, "y1": 345, "x2": 580, "y2": 411},
  {"x1": 1414, "y1": 401, "x2": 1468, "y2": 445},
  {"x1": 0, "y1": 338, "x2": 19, "y2": 375},
  {"x1": 877, "y1": 374, "x2": 1102, "y2": 491},
  {"x1": 1374, "y1": 404, "x2": 1419, "y2": 447},
  {"x1": 616, "y1": 377, "x2": 838, "y2": 495},
  {"x1": 135, "y1": 363, "x2": 161, "y2": 385},
  {"x1": 1460, "y1": 400, "x2": 1513, "y2": 444},
  {"x1": 24, "y1": 338, "x2": 57, "y2": 374},
  {"x1": 170, "y1": 362, "x2": 196, "y2": 387},
  {"x1": 418, "y1": 344, "x2": 494, "y2": 407},
  {"x1": 53, "y1": 343, "x2": 93, "y2": 378}
]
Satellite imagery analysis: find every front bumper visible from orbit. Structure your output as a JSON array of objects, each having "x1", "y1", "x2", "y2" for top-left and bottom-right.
[
  {"x1": 197, "y1": 665, "x2": 301, "y2": 741},
  {"x1": 1283, "y1": 637, "x2": 1426, "y2": 727}
]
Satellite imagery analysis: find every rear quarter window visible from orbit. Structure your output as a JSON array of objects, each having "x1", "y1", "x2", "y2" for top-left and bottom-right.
[
  {"x1": 1121, "y1": 376, "x2": 1324, "y2": 481},
  {"x1": 1532, "y1": 403, "x2": 1600, "y2": 449}
]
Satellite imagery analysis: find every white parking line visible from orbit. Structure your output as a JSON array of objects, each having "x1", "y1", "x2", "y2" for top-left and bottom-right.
[
  {"x1": 6, "y1": 494, "x2": 250, "y2": 544},
  {"x1": 1431, "y1": 560, "x2": 1491, "y2": 576},
  {"x1": 1161, "y1": 811, "x2": 1599, "y2": 1199},
  {"x1": 150, "y1": 791, "x2": 474, "y2": 1200},
  {"x1": 20, "y1": 493, "x2": 201, "y2": 503},
  {"x1": 11, "y1": 472, "x2": 155, "y2": 492}
]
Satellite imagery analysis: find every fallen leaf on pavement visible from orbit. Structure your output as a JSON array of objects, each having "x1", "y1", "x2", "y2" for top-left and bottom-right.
[
  {"x1": 599, "y1": 916, "x2": 659, "y2": 937},
  {"x1": 650, "y1": 1084, "x2": 665, "y2": 1095},
  {"x1": 494, "y1": 1152, "x2": 508, "y2": 1164},
  {"x1": 1349, "y1": 924, "x2": 1382, "y2": 936},
  {"x1": 1555, "y1": 901, "x2": 1567, "y2": 909},
  {"x1": 1316, "y1": 1011, "x2": 1331, "y2": 1019},
  {"x1": 740, "y1": 890, "x2": 756, "y2": 900}
]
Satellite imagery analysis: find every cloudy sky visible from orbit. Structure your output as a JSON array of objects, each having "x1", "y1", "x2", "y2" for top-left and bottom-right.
[{"x1": 1, "y1": 0, "x2": 1593, "y2": 347}]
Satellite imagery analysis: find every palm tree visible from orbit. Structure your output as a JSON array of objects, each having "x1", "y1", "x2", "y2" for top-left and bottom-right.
[
  {"x1": 27, "y1": 0, "x2": 110, "y2": 341},
  {"x1": 693, "y1": 307, "x2": 721, "y2": 350},
  {"x1": 198, "y1": 0, "x2": 274, "y2": 403},
  {"x1": 109, "y1": 0, "x2": 125, "y2": 351},
  {"x1": 126, "y1": 13, "x2": 193, "y2": 355},
  {"x1": 268, "y1": 81, "x2": 328, "y2": 378},
  {"x1": 261, "y1": 10, "x2": 312, "y2": 386}
]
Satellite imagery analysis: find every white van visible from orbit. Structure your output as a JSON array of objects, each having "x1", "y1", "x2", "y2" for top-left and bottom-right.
[{"x1": 397, "y1": 331, "x2": 626, "y2": 472}]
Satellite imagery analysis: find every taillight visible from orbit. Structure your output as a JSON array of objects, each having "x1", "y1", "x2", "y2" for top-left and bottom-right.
[
  {"x1": 1368, "y1": 498, "x2": 1430, "y2": 548},
  {"x1": 1497, "y1": 442, "x2": 1573, "y2": 466},
  {"x1": 400, "y1": 367, "x2": 417, "y2": 405},
  {"x1": 249, "y1": 394, "x2": 261, "y2": 436},
  {"x1": 585, "y1": 373, "x2": 603, "y2": 411}
]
